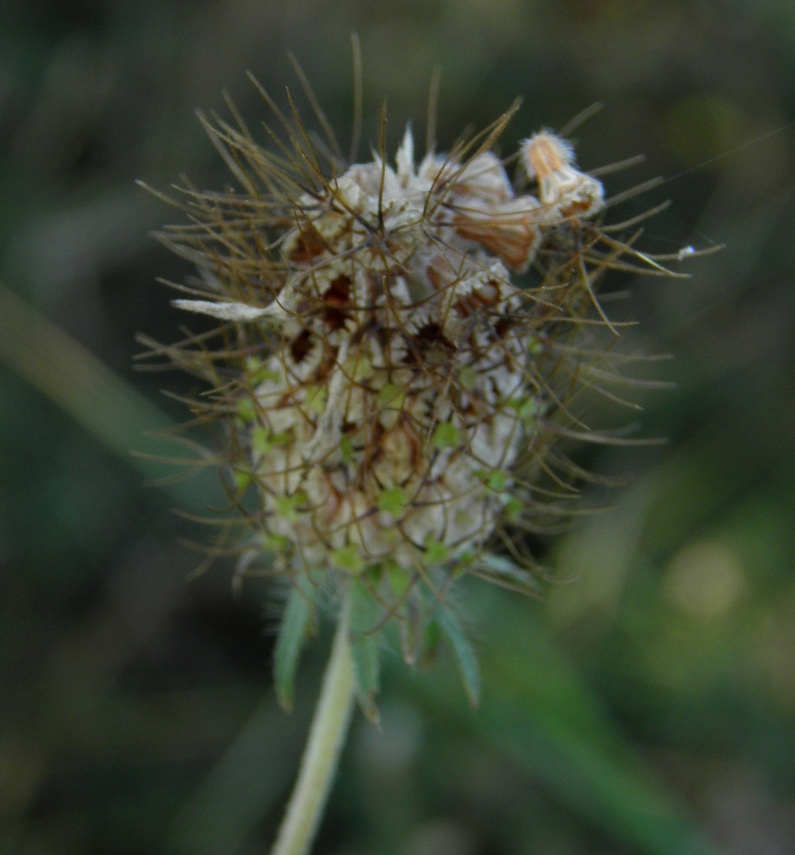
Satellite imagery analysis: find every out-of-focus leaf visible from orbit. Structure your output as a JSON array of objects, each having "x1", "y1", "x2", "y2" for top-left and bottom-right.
[
  {"x1": 166, "y1": 697, "x2": 308, "y2": 855},
  {"x1": 349, "y1": 578, "x2": 381, "y2": 723},
  {"x1": 273, "y1": 578, "x2": 315, "y2": 712},
  {"x1": 0, "y1": 284, "x2": 215, "y2": 512},
  {"x1": 437, "y1": 605, "x2": 480, "y2": 707},
  {"x1": 403, "y1": 590, "x2": 728, "y2": 855}
]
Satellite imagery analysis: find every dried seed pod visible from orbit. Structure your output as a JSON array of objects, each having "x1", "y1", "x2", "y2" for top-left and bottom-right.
[{"x1": 522, "y1": 130, "x2": 605, "y2": 221}]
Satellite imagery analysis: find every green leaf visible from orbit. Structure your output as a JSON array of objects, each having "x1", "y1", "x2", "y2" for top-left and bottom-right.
[
  {"x1": 349, "y1": 578, "x2": 381, "y2": 722},
  {"x1": 419, "y1": 616, "x2": 441, "y2": 669},
  {"x1": 273, "y1": 579, "x2": 315, "y2": 711},
  {"x1": 437, "y1": 605, "x2": 481, "y2": 707},
  {"x1": 398, "y1": 587, "x2": 425, "y2": 666}
]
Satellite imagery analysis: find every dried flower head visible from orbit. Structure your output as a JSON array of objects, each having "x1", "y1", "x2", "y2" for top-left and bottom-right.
[{"x1": 142, "y1": 71, "x2": 679, "y2": 713}]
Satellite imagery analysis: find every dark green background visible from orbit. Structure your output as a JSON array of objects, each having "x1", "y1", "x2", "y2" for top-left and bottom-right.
[{"x1": 2, "y1": 1, "x2": 794, "y2": 853}]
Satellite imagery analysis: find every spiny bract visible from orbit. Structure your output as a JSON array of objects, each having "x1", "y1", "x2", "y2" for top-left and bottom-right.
[{"x1": 144, "y1": 80, "x2": 672, "y2": 711}]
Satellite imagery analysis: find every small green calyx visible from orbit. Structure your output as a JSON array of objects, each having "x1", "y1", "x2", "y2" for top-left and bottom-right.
[
  {"x1": 508, "y1": 394, "x2": 540, "y2": 423},
  {"x1": 244, "y1": 356, "x2": 280, "y2": 384},
  {"x1": 457, "y1": 366, "x2": 479, "y2": 391},
  {"x1": 377, "y1": 383, "x2": 405, "y2": 409},
  {"x1": 424, "y1": 536, "x2": 451, "y2": 565},
  {"x1": 275, "y1": 492, "x2": 308, "y2": 524},
  {"x1": 304, "y1": 385, "x2": 328, "y2": 414},
  {"x1": 339, "y1": 433, "x2": 355, "y2": 463},
  {"x1": 386, "y1": 560, "x2": 412, "y2": 596},
  {"x1": 252, "y1": 427, "x2": 293, "y2": 455},
  {"x1": 235, "y1": 398, "x2": 257, "y2": 423},
  {"x1": 330, "y1": 545, "x2": 365, "y2": 574},
  {"x1": 261, "y1": 533, "x2": 291, "y2": 554},
  {"x1": 432, "y1": 421, "x2": 462, "y2": 449},
  {"x1": 377, "y1": 486, "x2": 409, "y2": 516},
  {"x1": 233, "y1": 467, "x2": 254, "y2": 492},
  {"x1": 486, "y1": 469, "x2": 510, "y2": 492},
  {"x1": 504, "y1": 495, "x2": 523, "y2": 520}
]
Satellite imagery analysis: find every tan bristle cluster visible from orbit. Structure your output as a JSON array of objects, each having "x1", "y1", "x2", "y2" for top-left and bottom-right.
[{"x1": 522, "y1": 131, "x2": 605, "y2": 219}]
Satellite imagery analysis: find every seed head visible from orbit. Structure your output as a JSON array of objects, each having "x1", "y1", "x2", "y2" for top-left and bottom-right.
[{"x1": 143, "y1": 75, "x2": 679, "y2": 710}]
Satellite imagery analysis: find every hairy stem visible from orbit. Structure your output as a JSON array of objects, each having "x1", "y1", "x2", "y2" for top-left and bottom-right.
[{"x1": 270, "y1": 592, "x2": 355, "y2": 855}]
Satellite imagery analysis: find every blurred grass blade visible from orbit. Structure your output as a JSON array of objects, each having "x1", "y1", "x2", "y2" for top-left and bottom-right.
[
  {"x1": 167, "y1": 698, "x2": 302, "y2": 855},
  {"x1": 0, "y1": 284, "x2": 211, "y2": 511},
  {"x1": 405, "y1": 592, "x2": 728, "y2": 855}
]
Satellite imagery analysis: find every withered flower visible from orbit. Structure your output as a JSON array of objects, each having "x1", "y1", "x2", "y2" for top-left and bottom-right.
[
  {"x1": 141, "y1": 64, "x2": 686, "y2": 855},
  {"x1": 142, "y1": 77, "x2": 677, "y2": 712}
]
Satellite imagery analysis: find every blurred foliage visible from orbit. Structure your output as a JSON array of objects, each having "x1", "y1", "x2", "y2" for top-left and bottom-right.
[{"x1": 1, "y1": 1, "x2": 794, "y2": 853}]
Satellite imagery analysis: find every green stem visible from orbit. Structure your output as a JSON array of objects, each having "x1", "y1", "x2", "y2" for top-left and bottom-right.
[{"x1": 270, "y1": 592, "x2": 355, "y2": 855}]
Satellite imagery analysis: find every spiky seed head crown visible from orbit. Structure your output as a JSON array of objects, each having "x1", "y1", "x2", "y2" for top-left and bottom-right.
[{"x1": 144, "y1": 75, "x2": 677, "y2": 712}]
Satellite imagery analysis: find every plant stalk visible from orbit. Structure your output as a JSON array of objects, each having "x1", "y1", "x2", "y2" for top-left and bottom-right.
[{"x1": 270, "y1": 592, "x2": 355, "y2": 855}]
